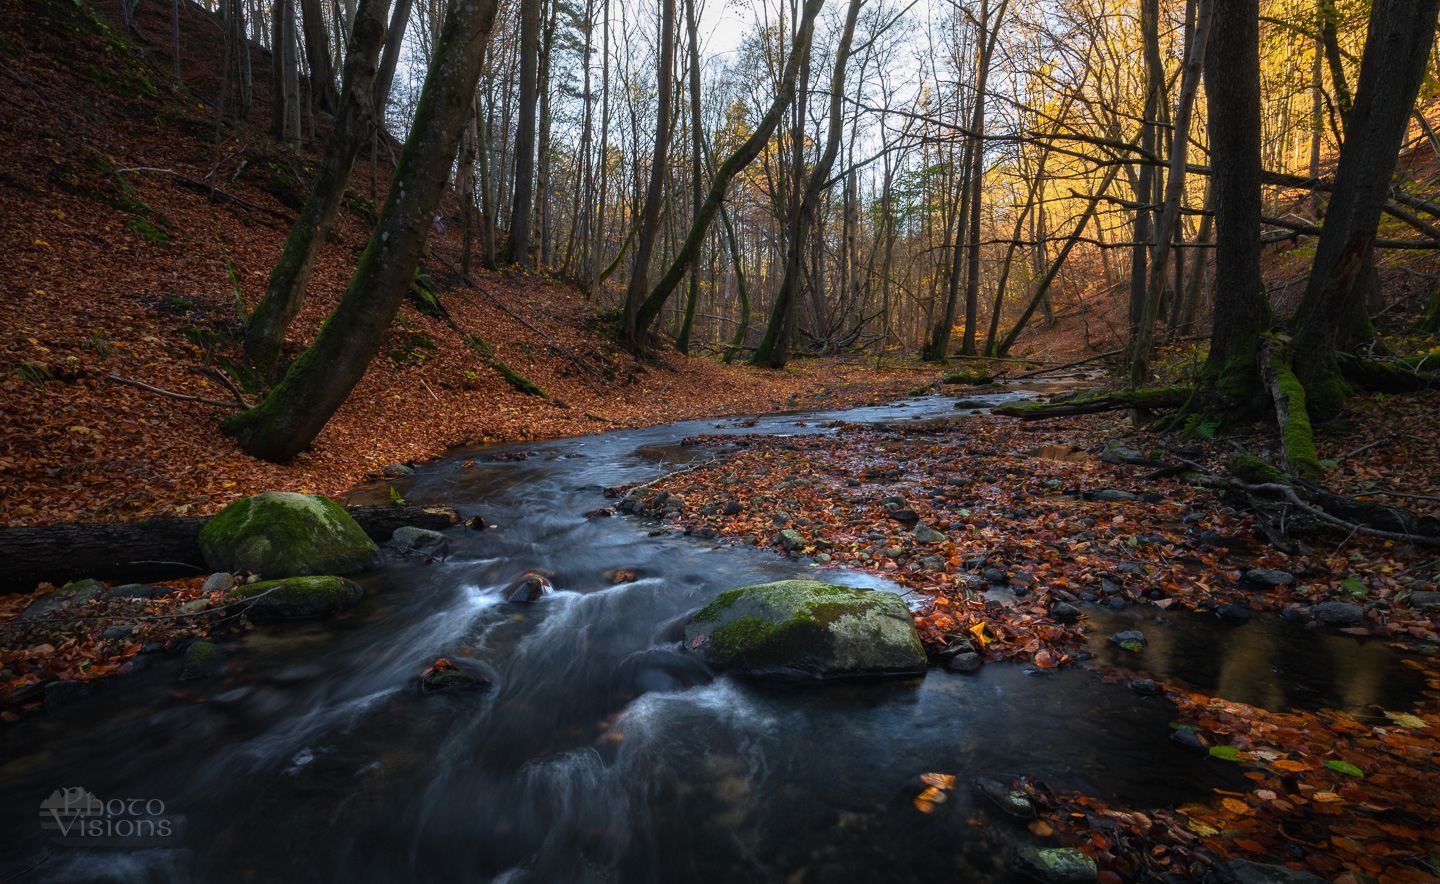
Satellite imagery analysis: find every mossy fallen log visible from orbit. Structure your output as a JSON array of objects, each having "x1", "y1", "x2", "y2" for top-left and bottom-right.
[
  {"x1": 990, "y1": 387, "x2": 1190, "y2": 420},
  {"x1": 0, "y1": 505, "x2": 461, "y2": 594},
  {"x1": 1337, "y1": 352, "x2": 1438, "y2": 393}
]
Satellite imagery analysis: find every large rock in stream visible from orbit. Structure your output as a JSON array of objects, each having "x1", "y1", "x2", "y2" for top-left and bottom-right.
[
  {"x1": 223, "y1": 575, "x2": 365, "y2": 621},
  {"x1": 683, "y1": 580, "x2": 927, "y2": 677},
  {"x1": 199, "y1": 492, "x2": 377, "y2": 579}
]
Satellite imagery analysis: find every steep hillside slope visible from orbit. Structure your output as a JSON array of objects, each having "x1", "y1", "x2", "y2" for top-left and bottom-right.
[{"x1": 0, "y1": 0, "x2": 935, "y2": 526}]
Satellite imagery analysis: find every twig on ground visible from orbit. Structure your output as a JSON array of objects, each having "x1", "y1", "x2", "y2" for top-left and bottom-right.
[{"x1": 108, "y1": 372, "x2": 247, "y2": 409}]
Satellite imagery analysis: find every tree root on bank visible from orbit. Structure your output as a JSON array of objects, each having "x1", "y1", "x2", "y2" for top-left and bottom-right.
[{"x1": 990, "y1": 386, "x2": 1190, "y2": 419}]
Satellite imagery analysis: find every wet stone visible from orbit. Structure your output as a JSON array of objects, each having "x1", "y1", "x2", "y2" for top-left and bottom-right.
[
  {"x1": 1244, "y1": 569, "x2": 1295, "y2": 587},
  {"x1": 100, "y1": 625, "x2": 133, "y2": 640},
  {"x1": 776, "y1": 529, "x2": 806, "y2": 552},
  {"x1": 914, "y1": 525, "x2": 948, "y2": 544},
  {"x1": 181, "y1": 641, "x2": 224, "y2": 680},
  {"x1": 1225, "y1": 859, "x2": 1329, "y2": 884},
  {"x1": 984, "y1": 568, "x2": 1008, "y2": 584},
  {"x1": 1217, "y1": 603, "x2": 1253, "y2": 622},
  {"x1": 1129, "y1": 678, "x2": 1162, "y2": 696},
  {"x1": 974, "y1": 777, "x2": 1035, "y2": 819},
  {"x1": 1407, "y1": 590, "x2": 1440, "y2": 609},
  {"x1": 44, "y1": 679, "x2": 92, "y2": 710},
  {"x1": 201, "y1": 572, "x2": 237, "y2": 593},
  {"x1": 1108, "y1": 630, "x2": 1147, "y2": 648},
  {"x1": 1104, "y1": 598, "x2": 1126, "y2": 610},
  {"x1": 1312, "y1": 601, "x2": 1363, "y2": 625},
  {"x1": 1171, "y1": 728, "x2": 1205, "y2": 750},
  {"x1": 1050, "y1": 602, "x2": 1080, "y2": 622},
  {"x1": 421, "y1": 668, "x2": 490, "y2": 692},
  {"x1": 946, "y1": 652, "x2": 983, "y2": 673},
  {"x1": 722, "y1": 500, "x2": 743, "y2": 516},
  {"x1": 1012, "y1": 844, "x2": 1097, "y2": 884},
  {"x1": 1092, "y1": 489, "x2": 1138, "y2": 502}
]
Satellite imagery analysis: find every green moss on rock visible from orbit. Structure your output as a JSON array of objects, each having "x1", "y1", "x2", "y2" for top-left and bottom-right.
[
  {"x1": 199, "y1": 491, "x2": 377, "y2": 578},
  {"x1": 181, "y1": 641, "x2": 224, "y2": 680},
  {"x1": 683, "y1": 580, "x2": 926, "y2": 677},
  {"x1": 224, "y1": 575, "x2": 364, "y2": 621}
]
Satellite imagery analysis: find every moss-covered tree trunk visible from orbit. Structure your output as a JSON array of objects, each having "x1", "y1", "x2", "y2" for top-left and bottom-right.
[
  {"x1": 629, "y1": 0, "x2": 824, "y2": 350},
  {"x1": 223, "y1": 0, "x2": 502, "y2": 462},
  {"x1": 750, "y1": 0, "x2": 863, "y2": 369},
  {"x1": 1289, "y1": 0, "x2": 1440, "y2": 420},
  {"x1": 243, "y1": 0, "x2": 389, "y2": 380}
]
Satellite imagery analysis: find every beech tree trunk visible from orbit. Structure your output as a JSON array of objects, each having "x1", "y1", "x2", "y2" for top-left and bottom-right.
[
  {"x1": 223, "y1": 0, "x2": 503, "y2": 462},
  {"x1": 1129, "y1": 0, "x2": 1213, "y2": 386},
  {"x1": 629, "y1": 0, "x2": 825, "y2": 348},
  {"x1": 373, "y1": 0, "x2": 413, "y2": 115},
  {"x1": 675, "y1": 0, "x2": 704, "y2": 355},
  {"x1": 750, "y1": 0, "x2": 864, "y2": 368},
  {"x1": 1180, "y1": 0, "x2": 1269, "y2": 425},
  {"x1": 620, "y1": 0, "x2": 677, "y2": 347},
  {"x1": 1289, "y1": 0, "x2": 1440, "y2": 419},
  {"x1": 244, "y1": 0, "x2": 389, "y2": 379},
  {"x1": 502, "y1": 0, "x2": 541, "y2": 265},
  {"x1": 298, "y1": 0, "x2": 338, "y2": 114}
]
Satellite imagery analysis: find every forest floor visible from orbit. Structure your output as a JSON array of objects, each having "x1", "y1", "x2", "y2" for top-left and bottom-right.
[
  {"x1": 0, "y1": 0, "x2": 947, "y2": 530},
  {"x1": 617, "y1": 386, "x2": 1440, "y2": 883},
  {"x1": 4, "y1": 0, "x2": 1440, "y2": 880}
]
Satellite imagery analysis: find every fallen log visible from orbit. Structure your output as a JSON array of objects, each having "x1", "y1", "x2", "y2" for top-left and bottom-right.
[
  {"x1": 991, "y1": 387, "x2": 1190, "y2": 420},
  {"x1": 0, "y1": 505, "x2": 462, "y2": 594}
]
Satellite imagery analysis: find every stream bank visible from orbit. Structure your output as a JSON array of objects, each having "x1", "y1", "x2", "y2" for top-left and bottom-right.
[{"x1": 0, "y1": 384, "x2": 1435, "y2": 883}]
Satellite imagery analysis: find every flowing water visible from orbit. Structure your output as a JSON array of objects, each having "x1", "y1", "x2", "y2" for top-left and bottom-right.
[{"x1": 0, "y1": 388, "x2": 1422, "y2": 883}]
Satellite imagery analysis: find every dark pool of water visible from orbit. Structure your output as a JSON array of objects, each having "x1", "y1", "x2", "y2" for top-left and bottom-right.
[{"x1": 0, "y1": 389, "x2": 1421, "y2": 883}]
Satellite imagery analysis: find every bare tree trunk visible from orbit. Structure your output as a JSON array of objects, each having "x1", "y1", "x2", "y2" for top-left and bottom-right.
[
  {"x1": 631, "y1": 0, "x2": 825, "y2": 347},
  {"x1": 1290, "y1": 0, "x2": 1440, "y2": 415},
  {"x1": 536, "y1": 0, "x2": 558, "y2": 269},
  {"x1": 1180, "y1": 0, "x2": 1269, "y2": 423},
  {"x1": 284, "y1": 1, "x2": 301, "y2": 146},
  {"x1": 298, "y1": 0, "x2": 338, "y2": 113},
  {"x1": 243, "y1": 0, "x2": 390, "y2": 378},
  {"x1": 676, "y1": 0, "x2": 704, "y2": 354},
  {"x1": 590, "y1": 0, "x2": 611, "y2": 296},
  {"x1": 223, "y1": 0, "x2": 504, "y2": 462},
  {"x1": 620, "y1": 0, "x2": 676, "y2": 347},
  {"x1": 1130, "y1": 0, "x2": 1213, "y2": 386},
  {"x1": 751, "y1": 0, "x2": 864, "y2": 368},
  {"x1": 502, "y1": 0, "x2": 542, "y2": 265},
  {"x1": 373, "y1": 0, "x2": 413, "y2": 115}
]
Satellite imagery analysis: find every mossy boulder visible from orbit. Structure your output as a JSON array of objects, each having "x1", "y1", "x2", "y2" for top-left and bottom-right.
[
  {"x1": 199, "y1": 492, "x2": 377, "y2": 578},
  {"x1": 181, "y1": 641, "x2": 224, "y2": 680},
  {"x1": 223, "y1": 575, "x2": 365, "y2": 621},
  {"x1": 683, "y1": 580, "x2": 926, "y2": 677}
]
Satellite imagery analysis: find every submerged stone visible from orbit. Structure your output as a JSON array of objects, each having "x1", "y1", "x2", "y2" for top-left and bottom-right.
[
  {"x1": 199, "y1": 491, "x2": 377, "y2": 579},
  {"x1": 387, "y1": 526, "x2": 452, "y2": 559},
  {"x1": 181, "y1": 641, "x2": 224, "y2": 680},
  {"x1": 1225, "y1": 859, "x2": 1329, "y2": 884},
  {"x1": 223, "y1": 575, "x2": 365, "y2": 621},
  {"x1": 1012, "y1": 845, "x2": 1097, "y2": 884},
  {"x1": 683, "y1": 580, "x2": 926, "y2": 677},
  {"x1": 975, "y1": 777, "x2": 1035, "y2": 819}
]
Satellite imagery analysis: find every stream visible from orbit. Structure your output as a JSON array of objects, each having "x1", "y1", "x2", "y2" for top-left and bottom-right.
[{"x1": 0, "y1": 385, "x2": 1424, "y2": 883}]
